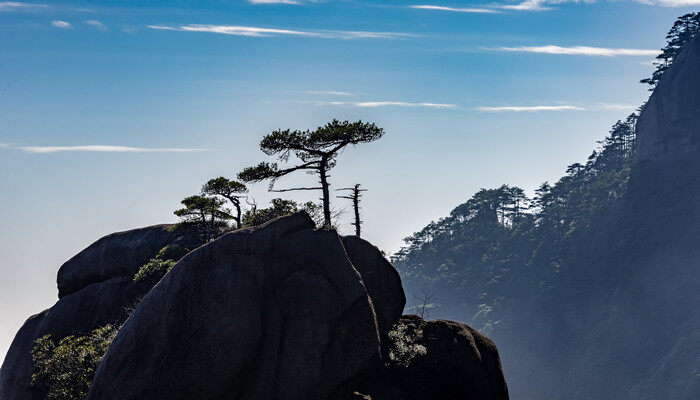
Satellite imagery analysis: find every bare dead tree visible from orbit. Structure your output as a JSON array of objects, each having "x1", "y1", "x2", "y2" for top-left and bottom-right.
[
  {"x1": 414, "y1": 288, "x2": 435, "y2": 320},
  {"x1": 337, "y1": 184, "x2": 367, "y2": 237}
]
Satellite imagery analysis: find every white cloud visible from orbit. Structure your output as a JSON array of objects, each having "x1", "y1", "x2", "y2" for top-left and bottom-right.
[
  {"x1": 320, "y1": 101, "x2": 458, "y2": 109},
  {"x1": 147, "y1": 24, "x2": 411, "y2": 39},
  {"x1": 410, "y1": 5, "x2": 500, "y2": 13},
  {"x1": 496, "y1": 45, "x2": 659, "y2": 57},
  {"x1": 0, "y1": 142, "x2": 9, "y2": 148},
  {"x1": 476, "y1": 105, "x2": 585, "y2": 112},
  {"x1": 85, "y1": 19, "x2": 108, "y2": 31},
  {"x1": 51, "y1": 20, "x2": 72, "y2": 29},
  {"x1": 496, "y1": 0, "x2": 596, "y2": 11},
  {"x1": 652, "y1": 0, "x2": 700, "y2": 5},
  {"x1": 0, "y1": 2, "x2": 47, "y2": 12},
  {"x1": 595, "y1": 103, "x2": 637, "y2": 111},
  {"x1": 248, "y1": 0, "x2": 301, "y2": 4},
  {"x1": 304, "y1": 90, "x2": 354, "y2": 96},
  {"x1": 19, "y1": 145, "x2": 207, "y2": 154}
]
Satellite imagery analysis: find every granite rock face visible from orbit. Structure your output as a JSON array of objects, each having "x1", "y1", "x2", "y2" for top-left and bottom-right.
[
  {"x1": 635, "y1": 34, "x2": 700, "y2": 166},
  {"x1": 353, "y1": 315, "x2": 510, "y2": 400},
  {"x1": 0, "y1": 277, "x2": 154, "y2": 400},
  {"x1": 57, "y1": 224, "x2": 203, "y2": 298},
  {"x1": 1, "y1": 213, "x2": 511, "y2": 400},
  {"x1": 0, "y1": 224, "x2": 203, "y2": 400},
  {"x1": 86, "y1": 213, "x2": 406, "y2": 400}
]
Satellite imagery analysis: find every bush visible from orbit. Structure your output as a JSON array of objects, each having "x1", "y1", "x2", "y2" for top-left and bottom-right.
[
  {"x1": 386, "y1": 322, "x2": 427, "y2": 367},
  {"x1": 133, "y1": 244, "x2": 188, "y2": 282},
  {"x1": 31, "y1": 325, "x2": 117, "y2": 400}
]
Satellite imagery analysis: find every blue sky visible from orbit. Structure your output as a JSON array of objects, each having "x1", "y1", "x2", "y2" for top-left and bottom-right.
[{"x1": 1, "y1": 0, "x2": 699, "y2": 360}]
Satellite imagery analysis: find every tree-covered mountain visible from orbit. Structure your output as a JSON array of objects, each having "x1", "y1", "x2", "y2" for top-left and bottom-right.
[{"x1": 394, "y1": 14, "x2": 700, "y2": 400}]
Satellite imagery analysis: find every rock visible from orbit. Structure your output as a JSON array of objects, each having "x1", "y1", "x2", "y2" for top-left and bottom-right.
[
  {"x1": 2, "y1": 213, "x2": 507, "y2": 400},
  {"x1": 86, "y1": 213, "x2": 392, "y2": 400},
  {"x1": 354, "y1": 315, "x2": 510, "y2": 400},
  {"x1": 341, "y1": 236, "x2": 405, "y2": 333},
  {"x1": 0, "y1": 277, "x2": 153, "y2": 400},
  {"x1": 635, "y1": 34, "x2": 700, "y2": 166},
  {"x1": 57, "y1": 224, "x2": 203, "y2": 298}
]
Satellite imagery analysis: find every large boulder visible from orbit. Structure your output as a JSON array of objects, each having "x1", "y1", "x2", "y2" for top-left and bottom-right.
[
  {"x1": 0, "y1": 277, "x2": 154, "y2": 400},
  {"x1": 354, "y1": 315, "x2": 510, "y2": 400},
  {"x1": 57, "y1": 224, "x2": 203, "y2": 298},
  {"x1": 86, "y1": 213, "x2": 405, "y2": 400},
  {"x1": 341, "y1": 236, "x2": 405, "y2": 333},
  {"x1": 635, "y1": 34, "x2": 700, "y2": 166},
  {"x1": 1, "y1": 223, "x2": 203, "y2": 400}
]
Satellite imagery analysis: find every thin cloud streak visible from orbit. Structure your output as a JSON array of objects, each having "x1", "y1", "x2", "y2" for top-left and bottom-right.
[
  {"x1": 19, "y1": 145, "x2": 207, "y2": 154},
  {"x1": 320, "y1": 101, "x2": 458, "y2": 109},
  {"x1": 497, "y1": 45, "x2": 659, "y2": 57},
  {"x1": 51, "y1": 20, "x2": 72, "y2": 29},
  {"x1": 304, "y1": 91, "x2": 354, "y2": 96},
  {"x1": 0, "y1": 2, "x2": 47, "y2": 12},
  {"x1": 476, "y1": 105, "x2": 586, "y2": 112},
  {"x1": 410, "y1": 5, "x2": 499, "y2": 13},
  {"x1": 147, "y1": 24, "x2": 411, "y2": 39},
  {"x1": 248, "y1": 0, "x2": 301, "y2": 3},
  {"x1": 85, "y1": 19, "x2": 108, "y2": 31},
  {"x1": 650, "y1": 0, "x2": 700, "y2": 5}
]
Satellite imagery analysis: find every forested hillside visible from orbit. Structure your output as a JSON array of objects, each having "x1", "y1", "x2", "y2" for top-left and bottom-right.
[{"x1": 394, "y1": 13, "x2": 700, "y2": 400}]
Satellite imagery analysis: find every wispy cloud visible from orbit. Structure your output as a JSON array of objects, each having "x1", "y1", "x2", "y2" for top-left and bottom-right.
[
  {"x1": 496, "y1": 45, "x2": 659, "y2": 57},
  {"x1": 51, "y1": 20, "x2": 72, "y2": 29},
  {"x1": 18, "y1": 145, "x2": 207, "y2": 154},
  {"x1": 304, "y1": 90, "x2": 354, "y2": 96},
  {"x1": 0, "y1": 2, "x2": 47, "y2": 12},
  {"x1": 248, "y1": 0, "x2": 301, "y2": 4},
  {"x1": 85, "y1": 19, "x2": 108, "y2": 31},
  {"x1": 596, "y1": 103, "x2": 637, "y2": 111},
  {"x1": 476, "y1": 105, "x2": 585, "y2": 112},
  {"x1": 498, "y1": 0, "x2": 552, "y2": 11},
  {"x1": 645, "y1": 0, "x2": 700, "y2": 5},
  {"x1": 409, "y1": 5, "x2": 499, "y2": 13},
  {"x1": 411, "y1": 0, "x2": 595, "y2": 12},
  {"x1": 319, "y1": 101, "x2": 458, "y2": 109},
  {"x1": 147, "y1": 24, "x2": 411, "y2": 39}
]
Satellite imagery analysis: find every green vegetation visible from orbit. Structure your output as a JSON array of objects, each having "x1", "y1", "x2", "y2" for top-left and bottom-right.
[
  {"x1": 241, "y1": 198, "x2": 324, "y2": 227},
  {"x1": 31, "y1": 325, "x2": 117, "y2": 400},
  {"x1": 175, "y1": 120, "x2": 385, "y2": 235},
  {"x1": 174, "y1": 195, "x2": 232, "y2": 241},
  {"x1": 386, "y1": 322, "x2": 426, "y2": 368},
  {"x1": 393, "y1": 112, "x2": 638, "y2": 332},
  {"x1": 641, "y1": 12, "x2": 699, "y2": 89},
  {"x1": 238, "y1": 120, "x2": 383, "y2": 227},
  {"x1": 201, "y1": 177, "x2": 248, "y2": 229},
  {"x1": 133, "y1": 244, "x2": 189, "y2": 282}
]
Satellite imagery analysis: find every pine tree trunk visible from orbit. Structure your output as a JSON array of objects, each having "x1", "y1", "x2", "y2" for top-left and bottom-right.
[{"x1": 319, "y1": 160, "x2": 331, "y2": 227}]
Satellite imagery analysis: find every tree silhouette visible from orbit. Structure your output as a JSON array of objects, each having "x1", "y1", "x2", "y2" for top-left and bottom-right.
[
  {"x1": 238, "y1": 119, "x2": 384, "y2": 227},
  {"x1": 337, "y1": 184, "x2": 367, "y2": 237},
  {"x1": 641, "y1": 12, "x2": 700, "y2": 89},
  {"x1": 174, "y1": 195, "x2": 231, "y2": 241},
  {"x1": 201, "y1": 177, "x2": 248, "y2": 229}
]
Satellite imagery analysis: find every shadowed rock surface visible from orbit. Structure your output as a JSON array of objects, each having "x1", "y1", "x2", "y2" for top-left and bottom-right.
[
  {"x1": 86, "y1": 213, "x2": 406, "y2": 400},
  {"x1": 1, "y1": 224, "x2": 204, "y2": 400},
  {"x1": 57, "y1": 223, "x2": 203, "y2": 298},
  {"x1": 1, "y1": 213, "x2": 509, "y2": 400},
  {"x1": 342, "y1": 236, "x2": 406, "y2": 333},
  {"x1": 0, "y1": 278, "x2": 154, "y2": 400},
  {"x1": 635, "y1": 34, "x2": 700, "y2": 166},
  {"x1": 353, "y1": 315, "x2": 510, "y2": 400}
]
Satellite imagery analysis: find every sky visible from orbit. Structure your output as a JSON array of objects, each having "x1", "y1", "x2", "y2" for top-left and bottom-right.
[{"x1": 1, "y1": 0, "x2": 699, "y2": 361}]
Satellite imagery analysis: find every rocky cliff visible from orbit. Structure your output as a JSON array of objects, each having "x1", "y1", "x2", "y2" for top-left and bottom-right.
[
  {"x1": 0, "y1": 213, "x2": 509, "y2": 400},
  {"x1": 635, "y1": 34, "x2": 700, "y2": 166}
]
